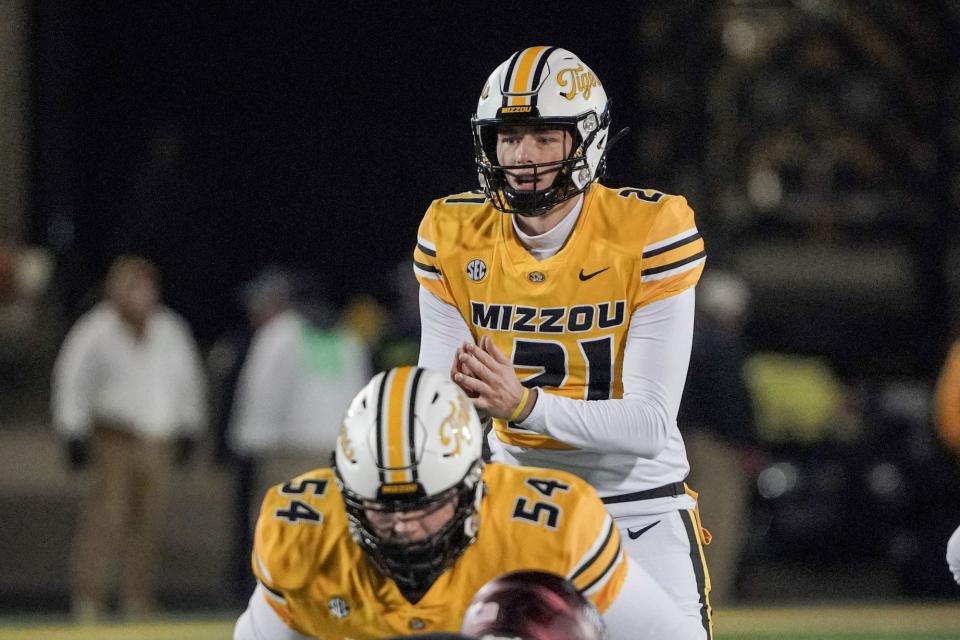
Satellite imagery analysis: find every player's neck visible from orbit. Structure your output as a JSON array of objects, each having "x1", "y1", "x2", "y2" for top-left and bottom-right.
[{"x1": 513, "y1": 195, "x2": 579, "y2": 237}]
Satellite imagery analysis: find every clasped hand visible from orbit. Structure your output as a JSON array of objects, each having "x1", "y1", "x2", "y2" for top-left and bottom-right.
[{"x1": 451, "y1": 336, "x2": 535, "y2": 422}]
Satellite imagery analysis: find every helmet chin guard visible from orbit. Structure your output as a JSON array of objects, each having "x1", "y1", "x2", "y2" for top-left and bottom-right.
[{"x1": 472, "y1": 47, "x2": 612, "y2": 217}]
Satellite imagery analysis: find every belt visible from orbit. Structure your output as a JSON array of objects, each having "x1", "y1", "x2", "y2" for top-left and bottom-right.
[{"x1": 601, "y1": 481, "x2": 685, "y2": 505}]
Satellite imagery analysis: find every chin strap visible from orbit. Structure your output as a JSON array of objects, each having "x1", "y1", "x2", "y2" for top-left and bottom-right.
[
  {"x1": 606, "y1": 126, "x2": 631, "y2": 153},
  {"x1": 595, "y1": 126, "x2": 630, "y2": 182}
]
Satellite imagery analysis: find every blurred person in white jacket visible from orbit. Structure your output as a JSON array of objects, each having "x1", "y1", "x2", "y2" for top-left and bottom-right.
[
  {"x1": 52, "y1": 254, "x2": 206, "y2": 621},
  {"x1": 228, "y1": 270, "x2": 371, "y2": 515}
]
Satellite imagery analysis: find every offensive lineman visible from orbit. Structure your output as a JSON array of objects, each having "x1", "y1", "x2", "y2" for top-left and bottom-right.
[
  {"x1": 233, "y1": 366, "x2": 698, "y2": 639},
  {"x1": 414, "y1": 46, "x2": 712, "y2": 638}
]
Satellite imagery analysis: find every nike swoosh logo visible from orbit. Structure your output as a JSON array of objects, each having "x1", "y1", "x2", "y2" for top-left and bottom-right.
[
  {"x1": 627, "y1": 521, "x2": 661, "y2": 540},
  {"x1": 578, "y1": 267, "x2": 610, "y2": 281}
]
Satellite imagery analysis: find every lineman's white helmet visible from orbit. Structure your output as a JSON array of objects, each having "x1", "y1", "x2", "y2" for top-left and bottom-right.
[{"x1": 334, "y1": 366, "x2": 484, "y2": 595}]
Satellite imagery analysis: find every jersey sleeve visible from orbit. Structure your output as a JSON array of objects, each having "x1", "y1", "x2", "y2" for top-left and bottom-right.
[
  {"x1": 637, "y1": 195, "x2": 706, "y2": 307},
  {"x1": 413, "y1": 202, "x2": 457, "y2": 305},
  {"x1": 250, "y1": 471, "x2": 332, "y2": 633},
  {"x1": 236, "y1": 584, "x2": 312, "y2": 639},
  {"x1": 558, "y1": 478, "x2": 628, "y2": 612},
  {"x1": 250, "y1": 488, "x2": 304, "y2": 629}
]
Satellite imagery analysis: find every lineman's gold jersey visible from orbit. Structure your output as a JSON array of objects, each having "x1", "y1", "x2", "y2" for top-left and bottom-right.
[
  {"x1": 413, "y1": 183, "x2": 705, "y2": 450},
  {"x1": 251, "y1": 463, "x2": 627, "y2": 639}
]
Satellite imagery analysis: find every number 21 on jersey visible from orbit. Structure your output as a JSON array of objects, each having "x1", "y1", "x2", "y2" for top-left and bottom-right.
[{"x1": 512, "y1": 336, "x2": 613, "y2": 400}]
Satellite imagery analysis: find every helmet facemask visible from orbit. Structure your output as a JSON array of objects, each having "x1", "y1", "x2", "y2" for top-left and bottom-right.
[
  {"x1": 473, "y1": 109, "x2": 609, "y2": 217},
  {"x1": 336, "y1": 460, "x2": 484, "y2": 602}
]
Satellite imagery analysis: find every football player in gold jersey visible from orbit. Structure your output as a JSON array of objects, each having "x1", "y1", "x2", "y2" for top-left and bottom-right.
[
  {"x1": 233, "y1": 366, "x2": 699, "y2": 640},
  {"x1": 414, "y1": 47, "x2": 712, "y2": 639}
]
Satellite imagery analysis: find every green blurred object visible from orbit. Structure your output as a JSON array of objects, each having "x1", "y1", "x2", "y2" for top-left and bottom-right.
[
  {"x1": 743, "y1": 352, "x2": 848, "y2": 444},
  {"x1": 375, "y1": 338, "x2": 420, "y2": 371},
  {"x1": 299, "y1": 325, "x2": 346, "y2": 375}
]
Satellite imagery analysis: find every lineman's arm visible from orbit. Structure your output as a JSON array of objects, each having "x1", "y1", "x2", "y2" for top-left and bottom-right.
[
  {"x1": 234, "y1": 584, "x2": 312, "y2": 640},
  {"x1": 948, "y1": 523, "x2": 960, "y2": 586},
  {"x1": 603, "y1": 554, "x2": 704, "y2": 640}
]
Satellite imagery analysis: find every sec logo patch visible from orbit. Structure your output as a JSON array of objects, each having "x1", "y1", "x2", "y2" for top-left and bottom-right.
[
  {"x1": 328, "y1": 597, "x2": 350, "y2": 619},
  {"x1": 466, "y1": 259, "x2": 487, "y2": 282}
]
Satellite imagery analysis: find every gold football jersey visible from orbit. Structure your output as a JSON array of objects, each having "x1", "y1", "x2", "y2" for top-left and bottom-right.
[
  {"x1": 252, "y1": 463, "x2": 626, "y2": 639},
  {"x1": 413, "y1": 184, "x2": 705, "y2": 449}
]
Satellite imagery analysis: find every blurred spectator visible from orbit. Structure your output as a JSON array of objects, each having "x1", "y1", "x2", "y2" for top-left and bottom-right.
[
  {"x1": 340, "y1": 291, "x2": 388, "y2": 361},
  {"x1": 205, "y1": 267, "x2": 297, "y2": 605},
  {"x1": 209, "y1": 267, "x2": 296, "y2": 465},
  {"x1": 371, "y1": 261, "x2": 422, "y2": 371},
  {"x1": 0, "y1": 241, "x2": 61, "y2": 426},
  {"x1": 51, "y1": 254, "x2": 206, "y2": 621},
  {"x1": 227, "y1": 269, "x2": 371, "y2": 517},
  {"x1": 679, "y1": 269, "x2": 760, "y2": 605},
  {"x1": 934, "y1": 338, "x2": 960, "y2": 458}
]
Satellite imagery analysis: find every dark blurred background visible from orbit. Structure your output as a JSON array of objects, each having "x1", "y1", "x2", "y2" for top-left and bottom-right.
[
  {"x1": 2, "y1": 0, "x2": 960, "y2": 615},
  {"x1": 30, "y1": 2, "x2": 677, "y2": 342},
  {"x1": 25, "y1": 1, "x2": 960, "y2": 374}
]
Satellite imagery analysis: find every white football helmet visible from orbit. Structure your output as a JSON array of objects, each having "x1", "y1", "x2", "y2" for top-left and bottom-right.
[
  {"x1": 472, "y1": 46, "x2": 612, "y2": 217},
  {"x1": 334, "y1": 366, "x2": 484, "y2": 597}
]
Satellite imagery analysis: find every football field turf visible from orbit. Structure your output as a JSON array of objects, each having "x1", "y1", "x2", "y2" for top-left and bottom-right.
[{"x1": 0, "y1": 602, "x2": 957, "y2": 639}]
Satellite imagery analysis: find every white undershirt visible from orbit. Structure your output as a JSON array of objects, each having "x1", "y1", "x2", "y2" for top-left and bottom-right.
[{"x1": 510, "y1": 194, "x2": 583, "y2": 260}]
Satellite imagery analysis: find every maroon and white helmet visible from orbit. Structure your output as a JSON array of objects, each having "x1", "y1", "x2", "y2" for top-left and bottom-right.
[{"x1": 461, "y1": 570, "x2": 606, "y2": 640}]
